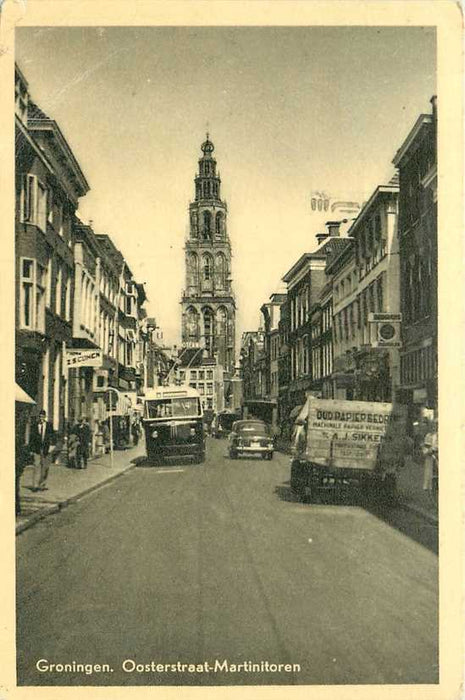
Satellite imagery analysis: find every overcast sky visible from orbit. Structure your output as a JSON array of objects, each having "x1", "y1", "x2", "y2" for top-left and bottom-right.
[{"x1": 16, "y1": 26, "x2": 436, "y2": 346}]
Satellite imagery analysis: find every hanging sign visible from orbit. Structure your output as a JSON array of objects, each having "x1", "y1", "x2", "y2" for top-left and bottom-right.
[{"x1": 65, "y1": 349, "x2": 103, "y2": 368}]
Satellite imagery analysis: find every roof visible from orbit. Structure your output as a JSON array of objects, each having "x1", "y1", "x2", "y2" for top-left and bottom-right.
[
  {"x1": 392, "y1": 114, "x2": 433, "y2": 167},
  {"x1": 323, "y1": 238, "x2": 352, "y2": 268},
  {"x1": 28, "y1": 101, "x2": 51, "y2": 121},
  {"x1": 325, "y1": 238, "x2": 355, "y2": 275},
  {"x1": 27, "y1": 102, "x2": 90, "y2": 197},
  {"x1": 282, "y1": 250, "x2": 327, "y2": 283},
  {"x1": 73, "y1": 218, "x2": 102, "y2": 257},
  {"x1": 346, "y1": 184, "x2": 399, "y2": 240},
  {"x1": 269, "y1": 292, "x2": 287, "y2": 303},
  {"x1": 95, "y1": 234, "x2": 125, "y2": 272}
]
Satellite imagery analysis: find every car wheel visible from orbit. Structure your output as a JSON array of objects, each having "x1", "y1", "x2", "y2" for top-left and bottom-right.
[
  {"x1": 268, "y1": 451, "x2": 274, "y2": 460},
  {"x1": 229, "y1": 450, "x2": 237, "y2": 460}
]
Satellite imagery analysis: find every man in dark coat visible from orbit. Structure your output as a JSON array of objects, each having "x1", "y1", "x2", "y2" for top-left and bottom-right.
[
  {"x1": 74, "y1": 416, "x2": 91, "y2": 468},
  {"x1": 29, "y1": 409, "x2": 54, "y2": 490}
]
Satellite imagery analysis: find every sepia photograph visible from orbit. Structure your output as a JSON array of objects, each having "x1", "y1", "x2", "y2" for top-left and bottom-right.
[{"x1": 4, "y1": 1, "x2": 463, "y2": 698}]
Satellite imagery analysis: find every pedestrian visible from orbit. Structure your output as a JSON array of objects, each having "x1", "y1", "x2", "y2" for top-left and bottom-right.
[
  {"x1": 422, "y1": 415, "x2": 438, "y2": 492},
  {"x1": 28, "y1": 409, "x2": 55, "y2": 491},
  {"x1": 67, "y1": 430, "x2": 81, "y2": 469},
  {"x1": 101, "y1": 420, "x2": 111, "y2": 453},
  {"x1": 131, "y1": 417, "x2": 140, "y2": 446},
  {"x1": 75, "y1": 416, "x2": 91, "y2": 468},
  {"x1": 94, "y1": 420, "x2": 105, "y2": 457}
]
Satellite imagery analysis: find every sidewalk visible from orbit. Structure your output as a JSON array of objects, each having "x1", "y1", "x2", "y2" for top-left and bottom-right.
[
  {"x1": 277, "y1": 444, "x2": 438, "y2": 525},
  {"x1": 397, "y1": 455, "x2": 438, "y2": 524},
  {"x1": 16, "y1": 442, "x2": 145, "y2": 535}
]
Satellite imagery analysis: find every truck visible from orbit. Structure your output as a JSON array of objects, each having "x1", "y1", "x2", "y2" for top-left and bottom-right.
[{"x1": 290, "y1": 397, "x2": 409, "y2": 504}]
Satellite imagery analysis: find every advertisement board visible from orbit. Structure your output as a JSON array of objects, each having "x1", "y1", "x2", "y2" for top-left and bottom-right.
[
  {"x1": 304, "y1": 397, "x2": 408, "y2": 471},
  {"x1": 64, "y1": 349, "x2": 103, "y2": 368}
]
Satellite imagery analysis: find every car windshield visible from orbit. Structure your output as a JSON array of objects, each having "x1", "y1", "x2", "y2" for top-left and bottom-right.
[
  {"x1": 236, "y1": 422, "x2": 269, "y2": 435},
  {"x1": 145, "y1": 397, "x2": 200, "y2": 419}
]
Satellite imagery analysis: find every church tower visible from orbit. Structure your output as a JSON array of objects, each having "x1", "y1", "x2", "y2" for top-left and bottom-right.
[{"x1": 181, "y1": 135, "x2": 236, "y2": 374}]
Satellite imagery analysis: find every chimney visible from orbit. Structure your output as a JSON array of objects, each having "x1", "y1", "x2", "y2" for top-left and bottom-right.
[
  {"x1": 316, "y1": 232, "x2": 329, "y2": 246},
  {"x1": 326, "y1": 220, "x2": 341, "y2": 237}
]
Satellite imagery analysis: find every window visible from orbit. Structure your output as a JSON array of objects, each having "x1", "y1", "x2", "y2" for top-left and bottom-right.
[
  {"x1": 198, "y1": 384, "x2": 205, "y2": 396},
  {"x1": 190, "y1": 371, "x2": 197, "y2": 380},
  {"x1": 35, "y1": 264, "x2": 46, "y2": 332},
  {"x1": 55, "y1": 263, "x2": 62, "y2": 316},
  {"x1": 203, "y1": 211, "x2": 212, "y2": 239},
  {"x1": 215, "y1": 212, "x2": 223, "y2": 238},
  {"x1": 22, "y1": 176, "x2": 47, "y2": 231},
  {"x1": 22, "y1": 175, "x2": 36, "y2": 223},
  {"x1": 65, "y1": 272, "x2": 72, "y2": 321},
  {"x1": 19, "y1": 258, "x2": 45, "y2": 332},
  {"x1": 179, "y1": 371, "x2": 186, "y2": 381},
  {"x1": 203, "y1": 308, "x2": 214, "y2": 354},
  {"x1": 206, "y1": 370, "x2": 213, "y2": 380},
  {"x1": 368, "y1": 285, "x2": 375, "y2": 314},
  {"x1": 376, "y1": 276, "x2": 384, "y2": 313},
  {"x1": 203, "y1": 255, "x2": 212, "y2": 281},
  {"x1": 45, "y1": 257, "x2": 52, "y2": 308},
  {"x1": 199, "y1": 370, "x2": 205, "y2": 380}
]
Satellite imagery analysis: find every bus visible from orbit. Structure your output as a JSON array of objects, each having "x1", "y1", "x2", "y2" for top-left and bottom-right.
[{"x1": 142, "y1": 386, "x2": 205, "y2": 464}]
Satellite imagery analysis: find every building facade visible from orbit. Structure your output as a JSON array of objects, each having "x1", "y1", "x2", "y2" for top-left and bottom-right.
[
  {"x1": 15, "y1": 65, "x2": 89, "y2": 437},
  {"x1": 181, "y1": 136, "x2": 236, "y2": 374},
  {"x1": 393, "y1": 98, "x2": 437, "y2": 415},
  {"x1": 69, "y1": 219, "x2": 103, "y2": 427},
  {"x1": 282, "y1": 224, "x2": 350, "y2": 413},
  {"x1": 175, "y1": 348, "x2": 224, "y2": 414},
  {"x1": 329, "y1": 182, "x2": 400, "y2": 402}
]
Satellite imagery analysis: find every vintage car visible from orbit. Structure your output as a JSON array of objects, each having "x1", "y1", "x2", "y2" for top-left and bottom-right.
[
  {"x1": 212, "y1": 410, "x2": 241, "y2": 438},
  {"x1": 228, "y1": 419, "x2": 274, "y2": 460}
]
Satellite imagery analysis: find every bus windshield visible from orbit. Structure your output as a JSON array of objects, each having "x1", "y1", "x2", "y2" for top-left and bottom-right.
[{"x1": 145, "y1": 397, "x2": 201, "y2": 419}]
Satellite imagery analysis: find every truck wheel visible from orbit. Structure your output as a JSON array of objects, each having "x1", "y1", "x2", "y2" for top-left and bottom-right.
[
  {"x1": 290, "y1": 459, "x2": 303, "y2": 493},
  {"x1": 302, "y1": 487, "x2": 313, "y2": 504}
]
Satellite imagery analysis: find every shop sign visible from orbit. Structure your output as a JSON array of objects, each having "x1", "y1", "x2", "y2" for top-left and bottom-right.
[
  {"x1": 303, "y1": 397, "x2": 408, "y2": 471},
  {"x1": 65, "y1": 349, "x2": 103, "y2": 368},
  {"x1": 368, "y1": 312, "x2": 402, "y2": 322}
]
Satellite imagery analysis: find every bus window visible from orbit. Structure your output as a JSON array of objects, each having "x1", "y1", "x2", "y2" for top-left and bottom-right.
[{"x1": 145, "y1": 397, "x2": 201, "y2": 419}]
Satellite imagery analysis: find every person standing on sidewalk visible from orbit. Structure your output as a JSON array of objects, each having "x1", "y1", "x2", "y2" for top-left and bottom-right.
[
  {"x1": 29, "y1": 409, "x2": 54, "y2": 491},
  {"x1": 75, "y1": 416, "x2": 91, "y2": 468},
  {"x1": 422, "y1": 416, "x2": 438, "y2": 493}
]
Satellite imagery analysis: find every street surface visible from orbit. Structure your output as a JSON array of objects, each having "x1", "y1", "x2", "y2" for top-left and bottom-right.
[{"x1": 17, "y1": 437, "x2": 438, "y2": 686}]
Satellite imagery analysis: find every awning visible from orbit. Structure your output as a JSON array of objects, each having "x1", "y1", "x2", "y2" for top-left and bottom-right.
[{"x1": 15, "y1": 383, "x2": 36, "y2": 405}]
